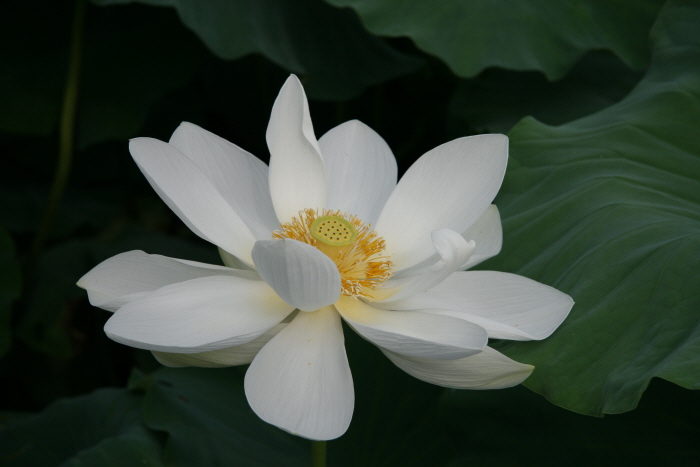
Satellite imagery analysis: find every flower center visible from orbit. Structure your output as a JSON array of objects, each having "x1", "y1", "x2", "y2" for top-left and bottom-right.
[
  {"x1": 273, "y1": 209, "x2": 392, "y2": 297},
  {"x1": 311, "y1": 216, "x2": 357, "y2": 246}
]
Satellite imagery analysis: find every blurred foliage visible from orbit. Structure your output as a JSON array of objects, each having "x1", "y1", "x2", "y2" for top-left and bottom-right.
[
  {"x1": 1, "y1": 0, "x2": 698, "y2": 465},
  {"x1": 0, "y1": 388, "x2": 163, "y2": 466},
  {"x1": 0, "y1": 229, "x2": 21, "y2": 358},
  {"x1": 489, "y1": 0, "x2": 700, "y2": 415},
  {"x1": 92, "y1": 0, "x2": 424, "y2": 100},
  {"x1": 448, "y1": 50, "x2": 644, "y2": 135},
  {"x1": 137, "y1": 367, "x2": 308, "y2": 466},
  {"x1": 326, "y1": 0, "x2": 664, "y2": 79},
  {"x1": 2, "y1": 338, "x2": 699, "y2": 466}
]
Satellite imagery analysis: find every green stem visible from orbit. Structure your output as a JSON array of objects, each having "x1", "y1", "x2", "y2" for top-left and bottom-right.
[
  {"x1": 31, "y1": 0, "x2": 85, "y2": 260},
  {"x1": 311, "y1": 440, "x2": 327, "y2": 467}
]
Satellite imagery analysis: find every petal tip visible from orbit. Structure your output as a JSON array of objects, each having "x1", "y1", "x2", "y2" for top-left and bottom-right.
[
  {"x1": 172, "y1": 121, "x2": 198, "y2": 134},
  {"x1": 282, "y1": 73, "x2": 303, "y2": 90}
]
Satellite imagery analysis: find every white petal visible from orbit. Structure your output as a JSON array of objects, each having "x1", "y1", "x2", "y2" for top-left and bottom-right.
[
  {"x1": 218, "y1": 247, "x2": 254, "y2": 271},
  {"x1": 377, "y1": 229, "x2": 475, "y2": 302},
  {"x1": 244, "y1": 306, "x2": 353, "y2": 441},
  {"x1": 383, "y1": 346, "x2": 533, "y2": 389},
  {"x1": 169, "y1": 122, "x2": 279, "y2": 239},
  {"x1": 335, "y1": 297, "x2": 487, "y2": 360},
  {"x1": 318, "y1": 120, "x2": 397, "y2": 226},
  {"x1": 267, "y1": 75, "x2": 326, "y2": 223},
  {"x1": 387, "y1": 271, "x2": 574, "y2": 341},
  {"x1": 461, "y1": 205, "x2": 503, "y2": 270},
  {"x1": 375, "y1": 134, "x2": 508, "y2": 271},
  {"x1": 252, "y1": 239, "x2": 341, "y2": 312},
  {"x1": 77, "y1": 250, "x2": 258, "y2": 312},
  {"x1": 129, "y1": 138, "x2": 256, "y2": 265},
  {"x1": 104, "y1": 276, "x2": 293, "y2": 353},
  {"x1": 152, "y1": 324, "x2": 285, "y2": 368}
]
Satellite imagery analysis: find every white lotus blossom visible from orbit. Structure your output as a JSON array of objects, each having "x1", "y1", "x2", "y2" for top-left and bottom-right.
[{"x1": 78, "y1": 75, "x2": 573, "y2": 441}]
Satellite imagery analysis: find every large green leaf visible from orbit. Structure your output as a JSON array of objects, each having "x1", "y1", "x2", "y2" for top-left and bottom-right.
[
  {"x1": 326, "y1": 0, "x2": 663, "y2": 79},
  {"x1": 0, "y1": 388, "x2": 162, "y2": 466},
  {"x1": 140, "y1": 367, "x2": 308, "y2": 466},
  {"x1": 93, "y1": 0, "x2": 423, "y2": 100},
  {"x1": 448, "y1": 51, "x2": 643, "y2": 135},
  {"x1": 483, "y1": 0, "x2": 700, "y2": 415}
]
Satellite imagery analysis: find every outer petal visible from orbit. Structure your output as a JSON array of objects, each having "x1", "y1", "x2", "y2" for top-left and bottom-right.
[
  {"x1": 318, "y1": 120, "x2": 397, "y2": 226},
  {"x1": 77, "y1": 250, "x2": 258, "y2": 312},
  {"x1": 461, "y1": 204, "x2": 503, "y2": 270},
  {"x1": 267, "y1": 75, "x2": 326, "y2": 223},
  {"x1": 382, "y1": 346, "x2": 533, "y2": 390},
  {"x1": 376, "y1": 229, "x2": 475, "y2": 302},
  {"x1": 244, "y1": 306, "x2": 353, "y2": 441},
  {"x1": 252, "y1": 239, "x2": 341, "y2": 312},
  {"x1": 130, "y1": 138, "x2": 256, "y2": 265},
  {"x1": 104, "y1": 276, "x2": 294, "y2": 353},
  {"x1": 169, "y1": 122, "x2": 279, "y2": 239},
  {"x1": 152, "y1": 324, "x2": 285, "y2": 368},
  {"x1": 335, "y1": 297, "x2": 487, "y2": 360},
  {"x1": 375, "y1": 134, "x2": 508, "y2": 271},
  {"x1": 387, "y1": 271, "x2": 574, "y2": 341}
]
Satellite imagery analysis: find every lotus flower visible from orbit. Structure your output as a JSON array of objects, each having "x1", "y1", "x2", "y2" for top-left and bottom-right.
[{"x1": 78, "y1": 75, "x2": 573, "y2": 440}]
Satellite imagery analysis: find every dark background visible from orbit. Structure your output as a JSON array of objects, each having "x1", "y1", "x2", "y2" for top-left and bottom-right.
[{"x1": 1, "y1": 1, "x2": 698, "y2": 465}]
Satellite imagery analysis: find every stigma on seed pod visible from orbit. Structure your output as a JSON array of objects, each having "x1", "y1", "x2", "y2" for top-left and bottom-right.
[{"x1": 310, "y1": 215, "x2": 358, "y2": 257}]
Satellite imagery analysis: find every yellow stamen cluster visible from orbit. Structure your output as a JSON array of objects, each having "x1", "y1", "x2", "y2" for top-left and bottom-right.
[{"x1": 273, "y1": 209, "x2": 392, "y2": 297}]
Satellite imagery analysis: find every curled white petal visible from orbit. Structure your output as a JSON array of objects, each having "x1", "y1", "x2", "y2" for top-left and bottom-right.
[
  {"x1": 377, "y1": 229, "x2": 475, "y2": 302},
  {"x1": 375, "y1": 134, "x2": 508, "y2": 271},
  {"x1": 461, "y1": 204, "x2": 503, "y2": 270}
]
